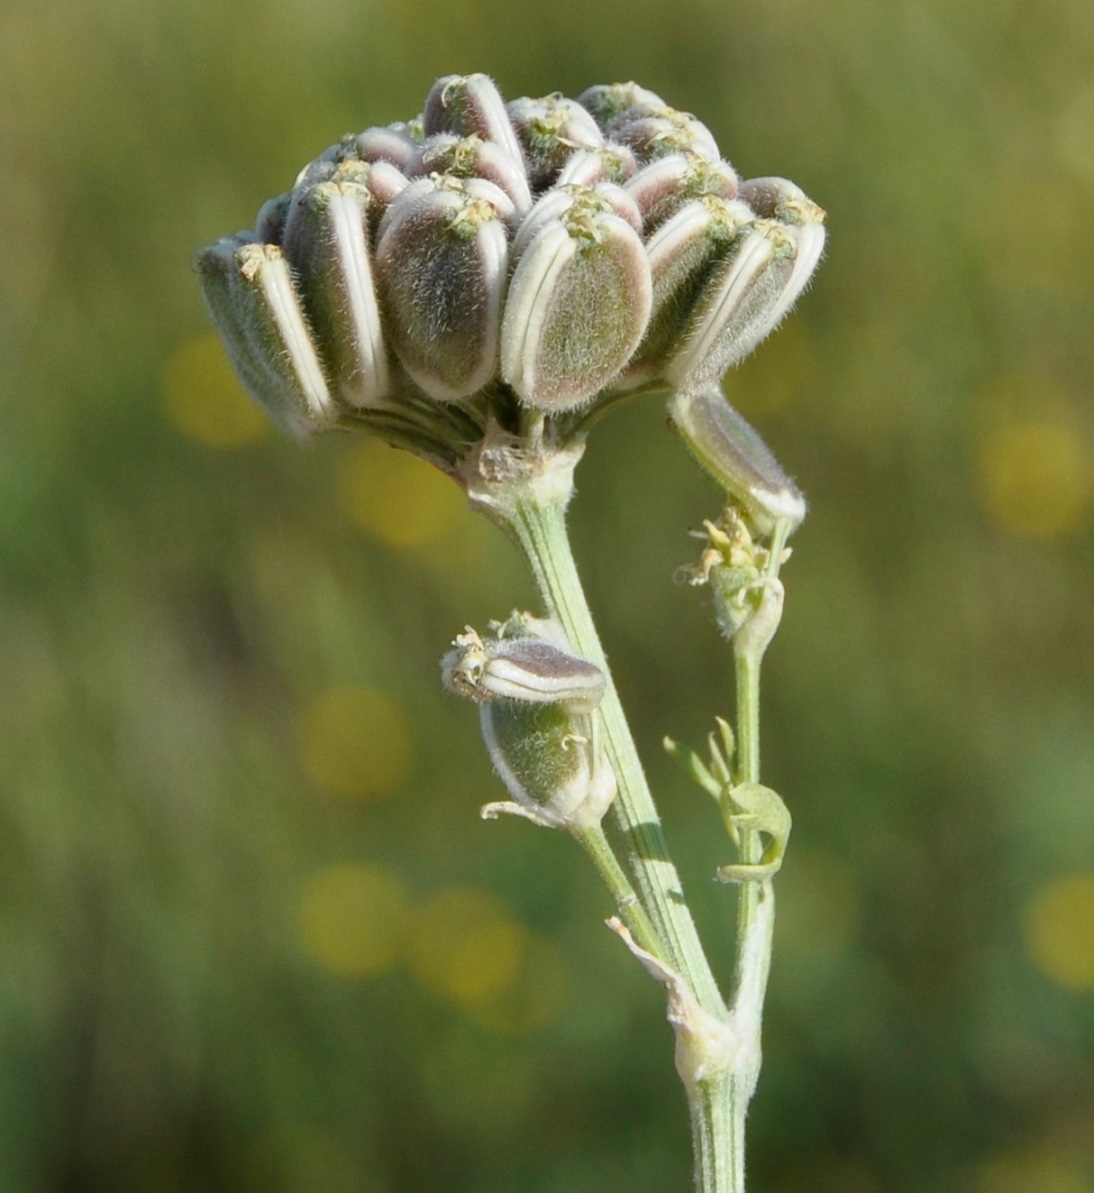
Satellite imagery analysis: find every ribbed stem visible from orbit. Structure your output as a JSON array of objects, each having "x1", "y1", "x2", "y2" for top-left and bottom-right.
[
  {"x1": 462, "y1": 441, "x2": 761, "y2": 1193},
  {"x1": 732, "y1": 650, "x2": 763, "y2": 995},
  {"x1": 506, "y1": 485, "x2": 724, "y2": 1012},
  {"x1": 573, "y1": 824, "x2": 662, "y2": 959},
  {"x1": 691, "y1": 1074, "x2": 745, "y2": 1193}
]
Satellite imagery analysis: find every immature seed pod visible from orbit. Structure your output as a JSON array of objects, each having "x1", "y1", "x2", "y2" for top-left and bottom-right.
[
  {"x1": 353, "y1": 124, "x2": 420, "y2": 171},
  {"x1": 281, "y1": 178, "x2": 390, "y2": 408},
  {"x1": 255, "y1": 192, "x2": 292, "y2": 245},
  {"x1": 737, "y1": 176, "x2": 827, "y2": 339},
  {"x1": 480, "y1": 699, "x2": 617, "y2": 830},
  {"x1": 510, "y1": 183, "x2": 642, "y2": 261},
  {"x1": 193, "y1": 236, "x2": 336, "y2": 439},
  {"x1": 506, "y1": 94, "x2": 604, "y2": 191},
  {"x1": 606, "y1": 104, "x2": 721, "y2": 163},
  {"x1": 501, "y1": 187, "x2": 652, "y2": 410},
  {"x1": 555, "y1": 143, "x2": 638, "y2": 187},
  {"x1": 375, "y1": 176, "x2": 511, "y2": 401},
  {"x1": 407, "y1": 133, "x2": 532, "y2": 216},
  {"x1": 577, "y1": 82, "x2": 667, "y2": 128},
  {"x1": 422, "y1": 73, "x2": 525, "y2": 168},
  {"x1": 663, "y1": 217, "x2": 797, "y2": 391},
  {"x1": 624, "y1": 152, "x2": 739, "y2": 231},
  {"x1": 289, "y1": 156, "x2": 410, "y2": 220},
  {"x1": 659, "y1": 181, "x2": 825, "y2": 393},
  {"x1": 442, "y1": 627, "x2": 605, "y2": 712},
  {"x1": 624, "y1": 195, "x2": 754, "y2": 386},
  {"x1": 441, "y1": 620, "x2": 615, "y2": 831},
  {"x1": 668, "y1": 384, "x2": 806, "y2": 533}
]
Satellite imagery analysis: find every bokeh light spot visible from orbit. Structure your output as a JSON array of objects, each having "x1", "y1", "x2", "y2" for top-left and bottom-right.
[
  {"x1": 339, "y1": 439, "x2": 464, "y2": 549},
  {"x1": 975, "y1": 422, "x2": 1089, "y2": 539},
  {"x1": 1057, "y1": 84, "x2": 1094, "y2": 187},
  {"x1": 297, "y1": 863, "x2": 406, "y2": 978},
  {"x1": 298, "y1": 686, "x2": 410, "y2": 799},
  {"x1": 407, "y1": 887, "x2": 524, "y2": 1003},
  {"x1": 406, "y1": 886, "x2": 567, "y2": 1033},
  {"x1": 1023, "y1": 872, "x2": 1094, "y2": 990},
  {"x1": 163, "y1": 334, "x2": 268, "y2": 448},
  {"x1": 975, "y1": 1144, "x2": 1086, "y2": 1193}
]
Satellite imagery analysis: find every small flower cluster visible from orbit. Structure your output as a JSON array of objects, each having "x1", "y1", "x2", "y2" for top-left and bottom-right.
[{"x1": 195, "y1": 73, "x2": 825, "y2": 500}]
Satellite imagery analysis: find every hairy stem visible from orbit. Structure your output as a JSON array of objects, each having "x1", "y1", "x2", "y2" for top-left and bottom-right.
[
  {"x1": 573, "y1": 824, "x2": 662, "y2": 959},
  {"x1": 507, "y1": 484, "x2": 724, "y2": 1011},
  {"x1": 721, "y1": 517, "x2": 794, "y2": 1186},
  {"x1": 732, "y1": 649, "x2": 764, "y2": 997},
  {"x1": 691, "y1": 1074, "x2": 745, "y2": 1193},
  {"x1": 513, "y1": 489, "x2": 748, "y2": 1193},
  {"x1": 464, "y1": 441, "x2": 770, "y2": 1192}
]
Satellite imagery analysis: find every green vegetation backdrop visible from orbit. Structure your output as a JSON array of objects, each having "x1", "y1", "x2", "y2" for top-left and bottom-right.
[{"x1": 2, "y1": 0, "x2": 1091, "y2": 1189}]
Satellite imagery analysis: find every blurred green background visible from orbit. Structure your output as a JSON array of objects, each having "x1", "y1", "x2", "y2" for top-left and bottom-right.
[{"x1": 2, "y1": 0, "x2": 1092, "y2": 1189}]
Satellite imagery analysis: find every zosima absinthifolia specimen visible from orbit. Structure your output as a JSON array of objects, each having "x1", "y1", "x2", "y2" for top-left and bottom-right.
[{"x1": 194, "y1": 73, "x2": 825, "y2": 1193}]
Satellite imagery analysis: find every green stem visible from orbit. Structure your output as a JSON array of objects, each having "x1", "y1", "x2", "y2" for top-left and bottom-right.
[
  {"x1": 735, "y1": 651, "x2": 762, "y2": 791},
  {"x1": 731, "y1": 521, "x2": 790, "y2": 976},
  {"x1": 574, "y1": 824, "x2": 662, "y2": 959},
  {"x1": 691, "y1": 1075, "x2": 745, "y2": 1193},
  {"x1": 507, "y1": 486, "x2": 724, "y2": 1013},
  {"x1": 508, "y1": 484, "x2": 750, "y2": 1193},
  {"x1": 721, "y1": 518, "x2": 793, "y2": 1180},
  {"x1": 465, "y1": 443, "x2": 744, "y2": 1192},
  {"x1": 732, "y1": 649, "x2": 763, "y2": 994}
]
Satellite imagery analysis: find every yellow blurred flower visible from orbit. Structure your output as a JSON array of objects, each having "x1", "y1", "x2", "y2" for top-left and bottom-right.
[
  {"x1": 298, "y1": 685, "x2": 410, "y2": 799},
  {"x1": 297, "y1": 862, "x2": 407, "y2": 978},
  {"x1": 339, "y1": 439, "x2": 464, "y2": 549},
  {"x1": 405, "y1": 885, "x2": 567, "y2": 1033},
  {"x1": 975, "y1": 422, "x2": 1089, "y2": 539},
  {"x1": 975, "y1": 1143, "x2": 1086, "y2": 1193},
  {"x1": 1024, "y1": 872, "x2": 1094, "y2": 990},
  {"x1": 163, "y1": 333, "x2": 268, "y2": 448}
]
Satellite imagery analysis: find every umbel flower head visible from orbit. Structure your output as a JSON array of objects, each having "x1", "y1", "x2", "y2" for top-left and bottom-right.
[{"x1": 194, "y1": 74, "x2": 825, "y2": 531}]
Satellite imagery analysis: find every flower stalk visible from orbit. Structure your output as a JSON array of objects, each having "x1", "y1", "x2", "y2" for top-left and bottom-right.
[
  {"x1": 484, "y1": 458, "x2": 725, "y2": 1011},
  {"x1": 194, "y1": 71, "x2": 825, "y2": 1193}
]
